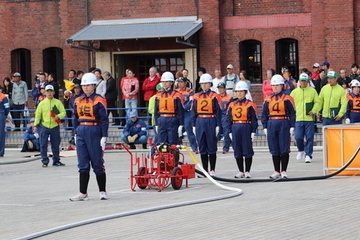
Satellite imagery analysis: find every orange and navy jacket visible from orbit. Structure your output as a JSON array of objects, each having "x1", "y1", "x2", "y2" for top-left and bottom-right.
[
  {"x1": 283, "y1": 78, "x2": 296, "y2": 95},
  {"x1": 190, "y1": 89, "x2": 222, "y2": 127},
  {"x1": 218, "y1": 93, "x2": 233, "y2": 112},
  {"x1": 154, "y1": 89, "x2": 184, "y2": 125},
  {"x1": 73, "y1": 92, "x2": 109, "y2": 137},
  {"x1": 175, "y1": 87, "x2": 194, "y2": 111},
  {"x1": 261, "y1": 91, "x2": 296, "y2": 129},
  {"x1": 226, "y1": 97, "x2": 258, "y2": 133},
  {"x1": 0, "y1": 92, "x2": 10, "y2": 116},
  {"x1": 35, "y1": 95, "x2": 46, "y2": 106},
  {"x1": 346, "y1": 92, "x2": 360, "y2": 118}
]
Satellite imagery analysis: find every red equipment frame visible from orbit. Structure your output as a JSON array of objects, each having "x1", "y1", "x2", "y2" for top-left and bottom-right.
[{"x1": 125, "y1": 144, "x2": 195, "y2": 192}]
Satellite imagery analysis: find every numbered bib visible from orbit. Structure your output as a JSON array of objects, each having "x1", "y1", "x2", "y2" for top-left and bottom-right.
[
  {"x1": 158, "y1": 97, "x2": 176, "y2": 113},
  {"x1": 353, "y1": 99, "x2": 360, "y2": 110},
  {"x1": 232, "y1": 106, "x2": 249, "y2": 121},
  {"x1": 77, "y1": 103, "x2": 95, "y2": 120},
  {"x1": 269, "y1": 100, "x2": 286, "y2": 115},
  {"x1": 197, "y1": 98, "x2": 213, "y2": 114}
]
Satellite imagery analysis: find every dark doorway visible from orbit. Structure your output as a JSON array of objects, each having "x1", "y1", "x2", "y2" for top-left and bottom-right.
[
  {"x1": 11, "y1": 48, "x2": 32, "y2": 89},
  {"x1": 276, "y1": 38, "x2": 299, "y2": 80},
  {"x1": 43, "y1": 47, "x2": 64, "y2": 88},
  {"x1": 240, "y1": 40, "x2": 262, "y2": 83}
]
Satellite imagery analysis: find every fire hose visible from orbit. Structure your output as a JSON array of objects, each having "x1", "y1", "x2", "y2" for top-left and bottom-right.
[
  {"x1": 196, "y1": 145, "x2": 360, "y2": 183},
  {"x1": 15, "y1": 146, "x2": 242, "y2": 240},
  {"x1": 13, "y1": 145, "x2": 360, "y2": 239}
]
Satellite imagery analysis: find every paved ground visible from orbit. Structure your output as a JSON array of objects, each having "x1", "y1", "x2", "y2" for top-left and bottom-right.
[{"x1": 1, "y1": 146, "x2": 360, "y2": 240}]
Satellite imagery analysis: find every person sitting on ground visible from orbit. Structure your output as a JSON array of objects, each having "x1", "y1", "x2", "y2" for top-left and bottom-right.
[
  {"x1": 21, "y1": 118, "x2": 40, "y2": 152},
  {"x1": 121, "y1": 111, "x2": 148, "y2": 149}
]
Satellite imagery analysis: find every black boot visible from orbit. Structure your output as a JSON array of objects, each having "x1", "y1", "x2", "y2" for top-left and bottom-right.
[
  {"x1": 209, "y1": 154, "x2": 217, "y2": 171},
  {"x1": 245, "y1": 157, "x2": 253, "y2": 172},
  {"x1": 200, "y1": 154, "x2": 209, "y2": 172},
  {"x1": 272, "y1": 155, "x2": 281, "y2": 173},
  {"x1": 96, "y1": 173, "x2": 106, "y2": 192},
  {"x1": 281, "y1": 153, "x2": 290, "y2": 172},
  {"x1": 236, "y1": 157, "x2": 244, "y2": 172},
  {"x1": 142, "y1": 143, "x2": 147, "y2": 149},
  {"x1": 79, "y1": 172, "x2": 90, "y2": 194},
  {"x1": 129, "y1": 143, "x2": 136, "y2": 149}
]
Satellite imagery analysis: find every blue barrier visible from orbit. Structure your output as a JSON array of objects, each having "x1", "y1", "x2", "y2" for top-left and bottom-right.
[{"x1": 6, "y1": 106, "x2": 324, "y2": 140}]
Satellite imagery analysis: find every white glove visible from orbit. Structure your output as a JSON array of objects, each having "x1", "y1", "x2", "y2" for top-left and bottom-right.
[
  {"x1": 178, "y1": 125, "x2": 183, "y2": 137},
  {"x1": 251, "y1": 132, "x2": 255, "y2": 140},
  {"x1": 345, "y1": 118, "x2": 350, "y2": 124},
  {"x1": 229, "y1": 133, "x2": 232, "y2": 140},
  {"x1": 74, "y1": 135, "x2": 77, "y2": 145},
  {"x1": 34, "y1": 133, "x2": 39, "y2": 139},
  {"x1": 100, "y1": 137, "x2": 107, "y2": 151},
  {"x1": 263, "y1": 128, "x2": 268, "y2": 136},
  {"x1": 155, "y1": 125, "x2": 158, "y2": 133},
  {"x1": 290, "y1": 127, "x2": 294, "y2": 135},
  {"x1": 215, "y1": 126, "x2": 220, "y2": 136},
  {"x1": 192, "y1": 127, "x2": 196, "y2": 136}
]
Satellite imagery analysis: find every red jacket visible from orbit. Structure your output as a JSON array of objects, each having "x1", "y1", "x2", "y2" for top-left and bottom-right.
[{"x1": 142, "y1": 75, "x2": 160, "y2": 101}]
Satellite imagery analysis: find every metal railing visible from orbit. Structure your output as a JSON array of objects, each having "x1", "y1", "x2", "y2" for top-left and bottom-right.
[{"x1": 5, "y1": 106, "x2": 324, "y2": 141}]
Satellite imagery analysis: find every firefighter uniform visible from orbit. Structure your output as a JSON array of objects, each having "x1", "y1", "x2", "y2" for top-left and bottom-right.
[
  {"x1": 346, "y1": 80, "x2": 360, "y2": 123},
  {"x1": 346, "y1": 93, "x2": 360, "y2": 123},
  {"x1": 262, "y1": 92, "x2": 295, "y2": 154},
  {"x1": 74, "y1": 92, "x2": 108, "y2": 174},
  {"x1": 227, "y1": 98, "x2": 258, "y2": 174},
  {"x1": 73, "y1": 91, "x2": 108, "y2": 196},
  {"x1": 262, "y1": 75, "x2": 296, "y2": 179},
  {"x1": 176, "y1": 79, "x2": 198, "y2": 152},
  {"x1": 190, "y1": 86, "x2": 221, "y2": 174},
  {"x1": 70, "y1": 73, "x2": 109, "y2": 201},
  {"x1": 154, "y1": 89, "x2": 184, "y2": 145},
  {"x1": 217, "y1": 86, "x2": 233, "y2": 153}
]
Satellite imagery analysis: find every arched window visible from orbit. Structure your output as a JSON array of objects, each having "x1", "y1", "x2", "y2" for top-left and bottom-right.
[
  {"x1": 43, "y1": 47, "x2": 64, "y2": 88},
  {"x1": 276, "y1": 38, "x2": 299, "y2": 79},
  {"x1": 11, "y1": 48, "x2": 31, "y2": 89},
  {"x1": 240, "y1": 40, "x2": 262, "y2": 83}
]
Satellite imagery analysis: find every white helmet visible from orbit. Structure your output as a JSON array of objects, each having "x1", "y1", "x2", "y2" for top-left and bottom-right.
[
  {"x1": 160, "y1": 71, "x2": 174, "y2": 82},
  {"x1": 350, "y1": 79, "x2": 360, "y2": 87},
  {"x1": 199, "y1": 73, "x2": 213, "y2": 83},
  {"x1": 235, "y1": 81, "x2": 249, "y2": 91},
  {"x1": 81, "y1": 73, "x2": 97, "y2": 85},
  {"x1": 271, "y1": 74, "x2": 285, "y2": 85}
]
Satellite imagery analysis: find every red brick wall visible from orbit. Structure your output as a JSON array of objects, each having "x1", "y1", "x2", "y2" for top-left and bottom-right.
[
  {"x1": 0, "y1": 0, "x2": 89, "y2": 84},
  {"x1": 220, "y1": 0, "x2": 356, "y2": 79},
  {"x1": 0, "y1": 0, "x2": 358, "y2": 92},
  {"x1": 88, "y1": 0, "x2": 197, "y2": 20},
  {"x1": 58, "y1": 0, "x2": 89, "y2": 73},
  {"x1": 198, "y1": 0, "x2": 222, "y2": 71},
  {"x1": 233, "y1": 0, "x2": 307, "y2": 16},
  {"x1": 355, "y1": 1, "x2": 360, "y2": 63}
]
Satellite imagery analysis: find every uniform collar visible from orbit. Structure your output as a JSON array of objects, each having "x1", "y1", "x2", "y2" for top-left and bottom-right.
[
  {"x1": 200, "y1": 89, "x2": 211, "y2": 94},
  {"x1": 236, "y1": 97, "x2": 247, "y2": 102},
  {"x1": 272, "y1": 91, "x2": 285, "y2": 96},
  {"x1": 163, "y1": 88, "x2": 173, "y2": 93},
  {"x1": 84, "y1": 92, "x2": 97, "y2": 98}
]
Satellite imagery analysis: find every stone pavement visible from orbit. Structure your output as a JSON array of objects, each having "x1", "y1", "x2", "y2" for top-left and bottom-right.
[{"x1": 1, "y1": 146, "x2": 360, "y2": 240}]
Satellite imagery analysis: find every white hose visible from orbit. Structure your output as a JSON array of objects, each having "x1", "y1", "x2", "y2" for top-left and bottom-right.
[{"x1": 15, "y1": 147, "x2": 242, "y2": 240}]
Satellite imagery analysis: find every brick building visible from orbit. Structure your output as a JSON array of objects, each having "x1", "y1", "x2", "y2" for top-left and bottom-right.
[{"x1": 1, "y1": 0, "x2": 360, "y2": 106}]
